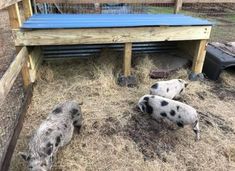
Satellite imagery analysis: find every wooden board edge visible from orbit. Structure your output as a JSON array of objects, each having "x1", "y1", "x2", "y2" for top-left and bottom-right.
[
  {"x1": 29, "y1": 47, "x2": 43, "y2": 82},
  {"x1": 0, "y1": 47, "x2": 28, "y2": 105},
  {"x1": 13, "y1": 26, "x2": 212, "y2": 46}
]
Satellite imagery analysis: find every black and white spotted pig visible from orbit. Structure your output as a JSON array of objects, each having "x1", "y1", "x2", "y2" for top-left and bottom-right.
[
  {"x1": 138, "y1": 95, "x2": 200, "y2": 141},
  {"x1": 20, "y1": 101, "x2": 83, "y2": 171},
  {"x1": 150, "y1": 79, "x2": 188, "y2": 99}
]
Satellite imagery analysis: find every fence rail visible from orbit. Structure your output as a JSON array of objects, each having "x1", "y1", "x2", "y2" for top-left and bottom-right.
[{"x1": 35, "y1": 0, "x2": 235, "y2": 4}]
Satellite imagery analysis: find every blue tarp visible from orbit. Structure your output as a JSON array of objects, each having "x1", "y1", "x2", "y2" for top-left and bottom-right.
[{"x1": 21, "y1": 14, "x2": 212, "y2": 29}]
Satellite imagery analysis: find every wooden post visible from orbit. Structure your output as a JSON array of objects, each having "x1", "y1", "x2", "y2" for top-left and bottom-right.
[
  {"x1": 123, "y1": 43, "x2": 132, "y2": 76},
  {"x1": 8, "y1": 3, "x2": 31, "y2": 89},
  {"x1": 22, "y1": 0, "x2": 33, "y2": 19},
  {"x1": 174, "y1": 0, "x2": 183, "y2": 14},
  {"x1": 191, "y1": 40, "x2": 208, "y2": 74},
  {"x1": 8, "y1": 3, "x2": 22, "y2": 28},
  {"x1": 29, "y1": 47, "x2": 42, "y2": 82}
]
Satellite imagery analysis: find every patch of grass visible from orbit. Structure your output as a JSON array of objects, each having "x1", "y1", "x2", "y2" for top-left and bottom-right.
[
  {"x1": 146, "y1": 6, "x2": 174, "y2": 14},
  {"x1": 226, "y1": 14, "x2": 235, "y2": 23}
]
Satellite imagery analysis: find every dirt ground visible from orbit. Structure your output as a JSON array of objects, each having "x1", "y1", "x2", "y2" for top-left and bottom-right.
[{"x1": 9, "y1": 51, "x2": 235, "y2": 171}]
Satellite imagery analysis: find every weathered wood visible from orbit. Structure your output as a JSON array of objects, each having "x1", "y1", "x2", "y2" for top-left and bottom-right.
[
  {"x1": 178, "y1": 40, "x2": 208, "y2": 74},
  {"x1": 1, "y1": 84, "x2": 33, "y2": 171},
  {"x1": 8, "y1": 3, "x2": 31, "y2": 89},
  {"x1": 7, "y1": 3, "x2": 21, "y2": 28},
  {"x1": 28, "y1": 47, "x2": 42, "y2": 82},
  {"x1": 14, "y1": 26, "x2": 212, "y2": 46},
  {"x1": 0, "y1": 47, "x2": 29, "y2": 104},
  {"x1": 174, "y1": 0, "x2": 183, "y2": 14},
  {"x1": 191, "y1": 40, "x2": 208, "y2": 74},
  {"x1": 123, "y1": 43, "x2": 132, "y2": 76},
  {"x1": 0, "y1": 0, "x2": 22, "y2": 10},
  {"x1": 21, "y1": 59, "x2": 31, "y2": 89},
  {"x1": 35, "y1": 0, "x2": 235, "y2": 4},
  {"x1": 22, "y1": 0, "x2": 33, "y2": 19}
]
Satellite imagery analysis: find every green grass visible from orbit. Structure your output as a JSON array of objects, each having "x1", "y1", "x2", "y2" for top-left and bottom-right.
[
  {"x1": 226, "y1": 14, "x2": 235, "y2": 23},
  {"x1": 146, "y1": 6, "x2": 174, "y2": 14},
  {"x1": 146, "y1": 6, "x2": 235, "y2": 42}
]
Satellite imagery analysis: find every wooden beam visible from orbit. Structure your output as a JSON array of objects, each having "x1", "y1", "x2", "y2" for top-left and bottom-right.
[
  {"x1": 22, "y1": 0, "x2": 33, "y2": 20},
  {"x1": 0, "y1": 47, "x2": 28, "y2": 105},
  {"x1": 1, "y1": 84, "x2": 33, "y2": 171},
  {"x1": 14, "y1": 26, "x2": 212, "y2": 46},
  {"x1": 174, "y1": 0, "x2": 182, "y2": 14},
  {"x1": 28, "y1": 47, "x2": 42, "y2": 82},
  {"x1": 191, "y1": 40, "x2": 208, "y2": 74},
  {"x1": 123, "y1": 43, "x2": 132, "y2": 76},
  {"x1": 0, "y1": 0, "x2": 22, "y2": 10},
  {"x1": 8, "y1": 3, "x2": 31, "y2": 89},
  {"x1": 7, "y1": 3, "x2": 22, "y2": 28},
  {"x1": 21, "y1": 58, "x2": 31, "y2": 89}
]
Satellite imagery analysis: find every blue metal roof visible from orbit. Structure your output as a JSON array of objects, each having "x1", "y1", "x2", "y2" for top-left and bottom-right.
[{"x1": 21, "y1": 14, "x2": 212, "y2": 29}]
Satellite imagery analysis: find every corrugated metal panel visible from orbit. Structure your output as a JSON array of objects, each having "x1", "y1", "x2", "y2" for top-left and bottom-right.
[
  {"x1": 42, "y1": 42, "x2": 178, "y2": 60},
  {"x1": 21, "y1": 14, "x2": 212, "y2": 29}
]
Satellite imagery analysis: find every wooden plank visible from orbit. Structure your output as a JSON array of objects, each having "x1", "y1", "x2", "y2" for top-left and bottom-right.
[
  {"x1": 22, "y1": 0, "x2": 33, "y2": 20},
  {"x1": 123, "y1": 43, "x2": 132, "y2": 76},
  {"x1": 0, "y1": 47, "x2": 28, "y2": 105},
  {"x1": 28, "y1": 47, "x2": 42, "y2": 82},
  {"x1": 14, "y1": 26, "x2": 212, "y2": 46},
  {"x1": 174, "y1": 0, "x2": 182, "y2": 14},
  {"x1": 21, "y1": 59, "x2": 31, "y2": 89},
  {"x1": 191, "y1": 40, "x2": 208, "y2": 74},
  {"x1": 8, "y1": 3, "x2": 31, "y2": 89},
  {"x1": 34, "y1": 0, "x2": 235, "y2": 4},
  {"x1": 7, "y1": 3, "x2": 22, "y2": 28},
  {"x1": 1, "y1": 84, "x2": 33, "y2": 171}
]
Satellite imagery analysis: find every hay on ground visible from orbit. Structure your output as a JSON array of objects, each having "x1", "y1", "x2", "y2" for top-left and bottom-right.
[{"x1": 10, "y1": 51, "x2": 235, "y2": 171}]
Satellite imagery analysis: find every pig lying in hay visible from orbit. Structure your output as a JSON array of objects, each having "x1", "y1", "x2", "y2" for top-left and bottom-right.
[
  {"x1": 150, "y1": 79, "x2": 188, "y2": 99},
  {"x1": 138, "y1": 95, "x2": 200, "y2": 141},
  {"x1": 20, "y1": 101, "x2": 83, "y2": 171}
]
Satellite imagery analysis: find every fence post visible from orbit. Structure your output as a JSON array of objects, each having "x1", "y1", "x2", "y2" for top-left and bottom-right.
[
  {"x1": 174, "y1": 0, "x2": 183, "y2": 14},
  {"x1": 8, "y1": 3, "x2": 31, "y2": 89}
]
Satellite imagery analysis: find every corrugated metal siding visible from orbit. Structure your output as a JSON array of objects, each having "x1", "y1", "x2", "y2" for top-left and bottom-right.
[
  {"x1": 42, "y1": 42, "x2": 178, "y2": 60},
  {"x1": 21, "y1": 14, "x2": 212, "y2": 29}
]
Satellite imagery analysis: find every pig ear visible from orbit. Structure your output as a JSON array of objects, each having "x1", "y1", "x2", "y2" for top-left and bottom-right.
[{"x1": 19, "y1": 152, "x2": 30, "y2": 161}]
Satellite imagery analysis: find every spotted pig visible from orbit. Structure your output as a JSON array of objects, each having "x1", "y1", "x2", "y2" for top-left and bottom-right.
[
  {"x1": 20, "y1": 101, "x2": 83, "y2": 171},
  {"x1": 138, "y1": 95, "x2": 200, "y2": 141},
  {"x1": 150, "y1": 79, "x2": 188, "y2": 99}
]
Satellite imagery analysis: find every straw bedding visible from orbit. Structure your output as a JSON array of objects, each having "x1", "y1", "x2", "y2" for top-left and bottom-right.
[{"x1": 10, "y1": 51, "x2": 235, "y2": 171}]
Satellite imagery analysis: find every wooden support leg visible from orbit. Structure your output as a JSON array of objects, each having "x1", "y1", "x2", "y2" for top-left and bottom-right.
[
  {"x1": 28, "y1": 47, "x2": 42, "y2": 82},
  {"x1": 174, "y1": 0, "x2": 183, "y2": 14},
  {"x1": 191, "y1": 40, "x2": 208, "y2": 74},
  {"x1": 123, "y1": 43, "x2": 132, "y2": 77},
  {"x1": 7, "y1": 3, "x2": 22, "y2": 28},
  {"x1": 8, "y1": 3, "x2": 32, "y2": 89},
  {"x1": 22, "y1": 0, "x2": 33, "y2": 20}
]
